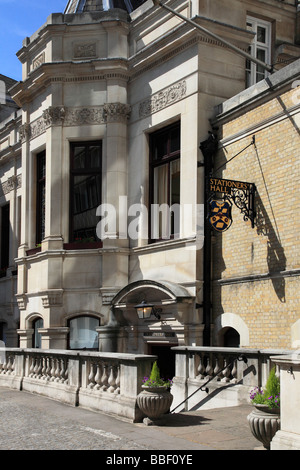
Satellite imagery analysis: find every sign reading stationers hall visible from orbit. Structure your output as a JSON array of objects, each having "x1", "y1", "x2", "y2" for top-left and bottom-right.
[
  {"x1": 209, "y1": 177, "x2": 252, "y2": 195},
  {"x1": 207, "y1": 177, "x2": 256, "y2": 231}
]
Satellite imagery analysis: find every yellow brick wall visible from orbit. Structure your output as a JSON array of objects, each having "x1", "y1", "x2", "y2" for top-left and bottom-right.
[{"x1": 212, "y1": 86, "x2": 300, "y2": 349}]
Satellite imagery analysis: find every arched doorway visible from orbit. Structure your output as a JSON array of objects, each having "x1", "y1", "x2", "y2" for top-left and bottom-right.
[{"x1": 223, "y1": 327, "x2": 240, "y2": 347}]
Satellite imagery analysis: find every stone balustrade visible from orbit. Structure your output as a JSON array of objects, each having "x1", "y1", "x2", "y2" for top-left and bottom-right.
[
  {"x1": 0, "y1": 346, "x2": 294, "y2": 420},
  {"x1": 171, "y1": 346, "x2": 291, "y2": 412},
  {"x1": 0, "y1": 348, "x2": 156, "y2": 422}
]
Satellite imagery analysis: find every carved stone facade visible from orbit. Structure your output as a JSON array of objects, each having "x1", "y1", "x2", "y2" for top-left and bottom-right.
[{"x1": 0, "y1": 0, "x2": 299, "y2": 358}]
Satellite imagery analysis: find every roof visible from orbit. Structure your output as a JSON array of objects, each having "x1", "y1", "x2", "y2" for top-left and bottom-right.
[
  {"x1": 64, "y1": 0, "x2": 127, "y2": 13},
  {"x1": 64, "y1": 0, "x2": 147, "y2": 14}
]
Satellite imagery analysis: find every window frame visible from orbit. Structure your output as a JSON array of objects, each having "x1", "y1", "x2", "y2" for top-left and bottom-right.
[
  {"x1": 149, "y1": 122, "x2": 181, "y2": 243},
  {"x1": 69, "y1": 141, "x2": 102, "y2": 243},
  {"x1": 246, "y1": 16, "x2": 272, "y2": 87},
  {"x1": 36, "y1": 150, "x2": 46, "y2": 245},
  {"x1": 1, "y1": 203, "x2": 10, "y2": 271},
  {"x1": 67, "y1": 315, "x2": 100, "y2": 351}
]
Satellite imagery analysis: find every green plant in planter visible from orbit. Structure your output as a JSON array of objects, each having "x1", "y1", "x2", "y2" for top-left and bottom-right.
[
  {"x1": 142, "y1": 361, "x2": 173, "y2": 388},
  {"x1": 250, "y1": 367, "x2": 280, "y2": 408}
]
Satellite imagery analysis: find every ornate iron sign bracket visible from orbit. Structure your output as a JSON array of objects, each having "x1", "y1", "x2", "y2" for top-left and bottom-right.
[{"x1": 207, "y1": 177, "x2": 256, "y2": 230}]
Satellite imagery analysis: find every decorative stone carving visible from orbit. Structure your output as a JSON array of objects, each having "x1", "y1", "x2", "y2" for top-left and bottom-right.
[
  {"x1": 139, "y1": 80, "x2": 187, "y2": 117},
  {"x1": 19, "y1": 123, "x2": 31, "y2": 142},
  {"x1": 74, "y1": 43, "x2": 97, "y2": 59},
  {"x1": 41, "y1": 290, "x2": 63, "y2": 308},
  {"x1": 24, "y1": 106, "x2": 106, "y2": 140},
  {"x1": 30, "y1": 117, "x2": 46, "y2": 140},
  {"x1": 32, "y1": 52, "x2": 45, "y2": 71},
  {"x1": 2, "y1": 175, "x2": 19, "y2": 195},
  {"x1": 103, "y1": 103, "x2": 131, "y2": 123},
  {"x1": 42, "y1": 106, "x2": 66, "y2": 126},
  {"x1": 16, "y1": 294, "x2": 27, "y2": 311},
  {"x1": 65, "y1": 107, "x2": 105, "y2": 126}
]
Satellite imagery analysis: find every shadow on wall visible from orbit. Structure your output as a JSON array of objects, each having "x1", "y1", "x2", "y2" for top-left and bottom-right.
[{"x1": 255, "y1": 191, "x2": 286, "y2": 303}]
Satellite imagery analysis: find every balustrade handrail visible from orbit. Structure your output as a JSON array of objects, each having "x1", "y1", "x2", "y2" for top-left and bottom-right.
[{"x1": 170, "y1": 353, "x2": 248, "y2": 413}]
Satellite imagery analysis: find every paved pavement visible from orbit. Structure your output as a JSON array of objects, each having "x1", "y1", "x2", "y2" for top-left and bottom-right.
[{"x1": 0, "y1": 388, "x2": 260, "y2": 453}]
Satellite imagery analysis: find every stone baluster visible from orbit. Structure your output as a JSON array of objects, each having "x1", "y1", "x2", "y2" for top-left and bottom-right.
[
  {"x1": 214, "y1": 354, "x2": 223, "y2": 381},
  {"x1": 41, "y1": 357, "x2": 47, "y2": 379},
  {"x1": 88, "y1": 362, "x2": 96, "y2": 389},
  {"x1": 1, "y1": 356, "x2": 8, "y2": 375},
  {"x1": 31, "y1": 356, "x2": 36, "y2": 377},
  {"x1": 94, "y1": 363, "x2": 102, "y2": 390},
  {"x1": 45, "y1": 357, "x2": 51, "y2": 381},
  {"x1": 196, "y1": 352, "x2": 206, "y2": 380},
  {"x1": 230, "y1": 357, "x2": 238, "y2": 383},
  {"x1": 221, "y1": 356, "x2": 232, "y2": 383},
  {"x1": 59, "y1": 359, "x2": 66, "y2": 383},
  {"x1": 205, "y1": 354, "x2": 214, "y2": 379},
  {"x1": 38, "y1": 357, "x2": 43, "y2": 378},
  {"x1": 54, "y1": 358, "x2": 61, "y2": 382},
  {"x1": 50, "y1": 357, "x2": 56, "y2": 381},
  {"x1": 6, "y1": 355, "x2": 13, "y2": 375},
  {"x1": 107, "y1": 365, "x2": 116, "y2": 393},
  {"x1": 63, "y1": 359, "x2": 69, "y2": 384},
  {"x1": 114, "y1": 364, "x2": 120, "y2": 395},
  {"x1": 100, "y1": 363, "x2": 109, "y2": 391}
]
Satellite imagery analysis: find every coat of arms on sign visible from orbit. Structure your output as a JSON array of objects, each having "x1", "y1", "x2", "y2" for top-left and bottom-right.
[{"x1": 209, "y1": 200, "x2": 232, "y2": 232}]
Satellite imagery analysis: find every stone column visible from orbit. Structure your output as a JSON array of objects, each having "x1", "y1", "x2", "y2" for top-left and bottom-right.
[
  {"x1": 271, "y1": 354, "x2": 300, "y2": 450},
  {"x1": 97, "y1": 326, "x2": 121, "y2": 352},
  {"x1": 41, "y1": 108, "x2": 65, "y2": 251}
]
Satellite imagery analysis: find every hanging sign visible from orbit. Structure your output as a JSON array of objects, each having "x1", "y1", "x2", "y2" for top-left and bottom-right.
[{"x1": 207, "y1": 177, "x2": 256, "y2": 230}]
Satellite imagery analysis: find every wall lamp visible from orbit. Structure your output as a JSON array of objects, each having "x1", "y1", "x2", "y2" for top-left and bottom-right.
[{"x1": 135, "y1": 300, "x2": 162, "y2": 320}]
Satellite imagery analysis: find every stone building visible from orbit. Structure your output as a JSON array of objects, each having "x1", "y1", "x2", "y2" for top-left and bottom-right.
[{"x1": 0, "y1": 0, "x2": 299, "y2": 375}]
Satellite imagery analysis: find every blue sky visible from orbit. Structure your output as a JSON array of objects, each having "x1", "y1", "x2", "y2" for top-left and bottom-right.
[{"x1": 0, "y1": 0, "x2": 67, "y2": 81}]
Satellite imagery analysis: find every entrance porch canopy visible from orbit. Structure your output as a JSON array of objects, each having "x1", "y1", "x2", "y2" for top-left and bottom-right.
[{"x1": 111, "y1": 280, "x2": 193, "y2": 309}]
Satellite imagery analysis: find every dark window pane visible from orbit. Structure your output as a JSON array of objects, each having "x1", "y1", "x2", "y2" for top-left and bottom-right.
[
  {"x1": 150, "y1": 122, "x2": 180, "y2": 241},
  {"x1": 36, "y1": 151, "x2": 46, "y2": 244},
  {"x1": 257, "y1": 26, "x2": 266, "y2": 44},
  {"x1": 70, "y1": 142, "x2": 102, "y2": 242},
  {"x1": 73, "y1": 146, "x2": 86, "y2": 169},
  {"x1": 1, "y1": 204, "x2": 9, "y2": 269}
]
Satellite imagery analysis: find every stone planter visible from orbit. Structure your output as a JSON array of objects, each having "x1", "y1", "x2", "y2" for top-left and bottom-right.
[
  {"x1": 137, "y1": 385, "x2": 173, "y2": 425},
  {"x1": 247, "y1": 404, "x2": 280, "y2": 449}
]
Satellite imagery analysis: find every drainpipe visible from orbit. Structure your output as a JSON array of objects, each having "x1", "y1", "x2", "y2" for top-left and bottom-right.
[{"x1": 199, "y1": 132, "x2": 218, "y2": 346}]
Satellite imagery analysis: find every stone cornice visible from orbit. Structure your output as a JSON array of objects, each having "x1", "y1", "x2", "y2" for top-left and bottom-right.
[{"x1": 10, "y1": 60, "x2": 130, "y2": 107}]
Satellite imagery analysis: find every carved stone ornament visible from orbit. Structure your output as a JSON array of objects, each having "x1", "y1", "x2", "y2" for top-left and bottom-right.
[
  {"x1": 20, "y1": 102, "x2": 131, "y2": 142},
  {"x1": 139, "y1": 80, "x2": 187, "y2": 117},
  {"x1": 74, "y1": 43, "x2": 97, "y2": 59},
  {"x1": 42, "y1": 106, "x2": 66, "y2": 126},
  {"x1": 16, "y1": 294, "x2": 27, "y2": 311},
  {"x1": 32, "y1": 52, "x2": 45, "y2": 71},
  {"x1": 65, "y1": 107, "x2": 105, "y2": 126},
  {"x1": 103, "y1": 103, "x2": 131, "y2": 123},
  {"x1": 41, "y1": 290, "x2": 63, "y2": 308},
  {"x1": 2, "y1": 175, "x2": 20, "y2": 195},
  {"x1": 19, "y1": 123, "x2": 31, "y2": 142}
]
